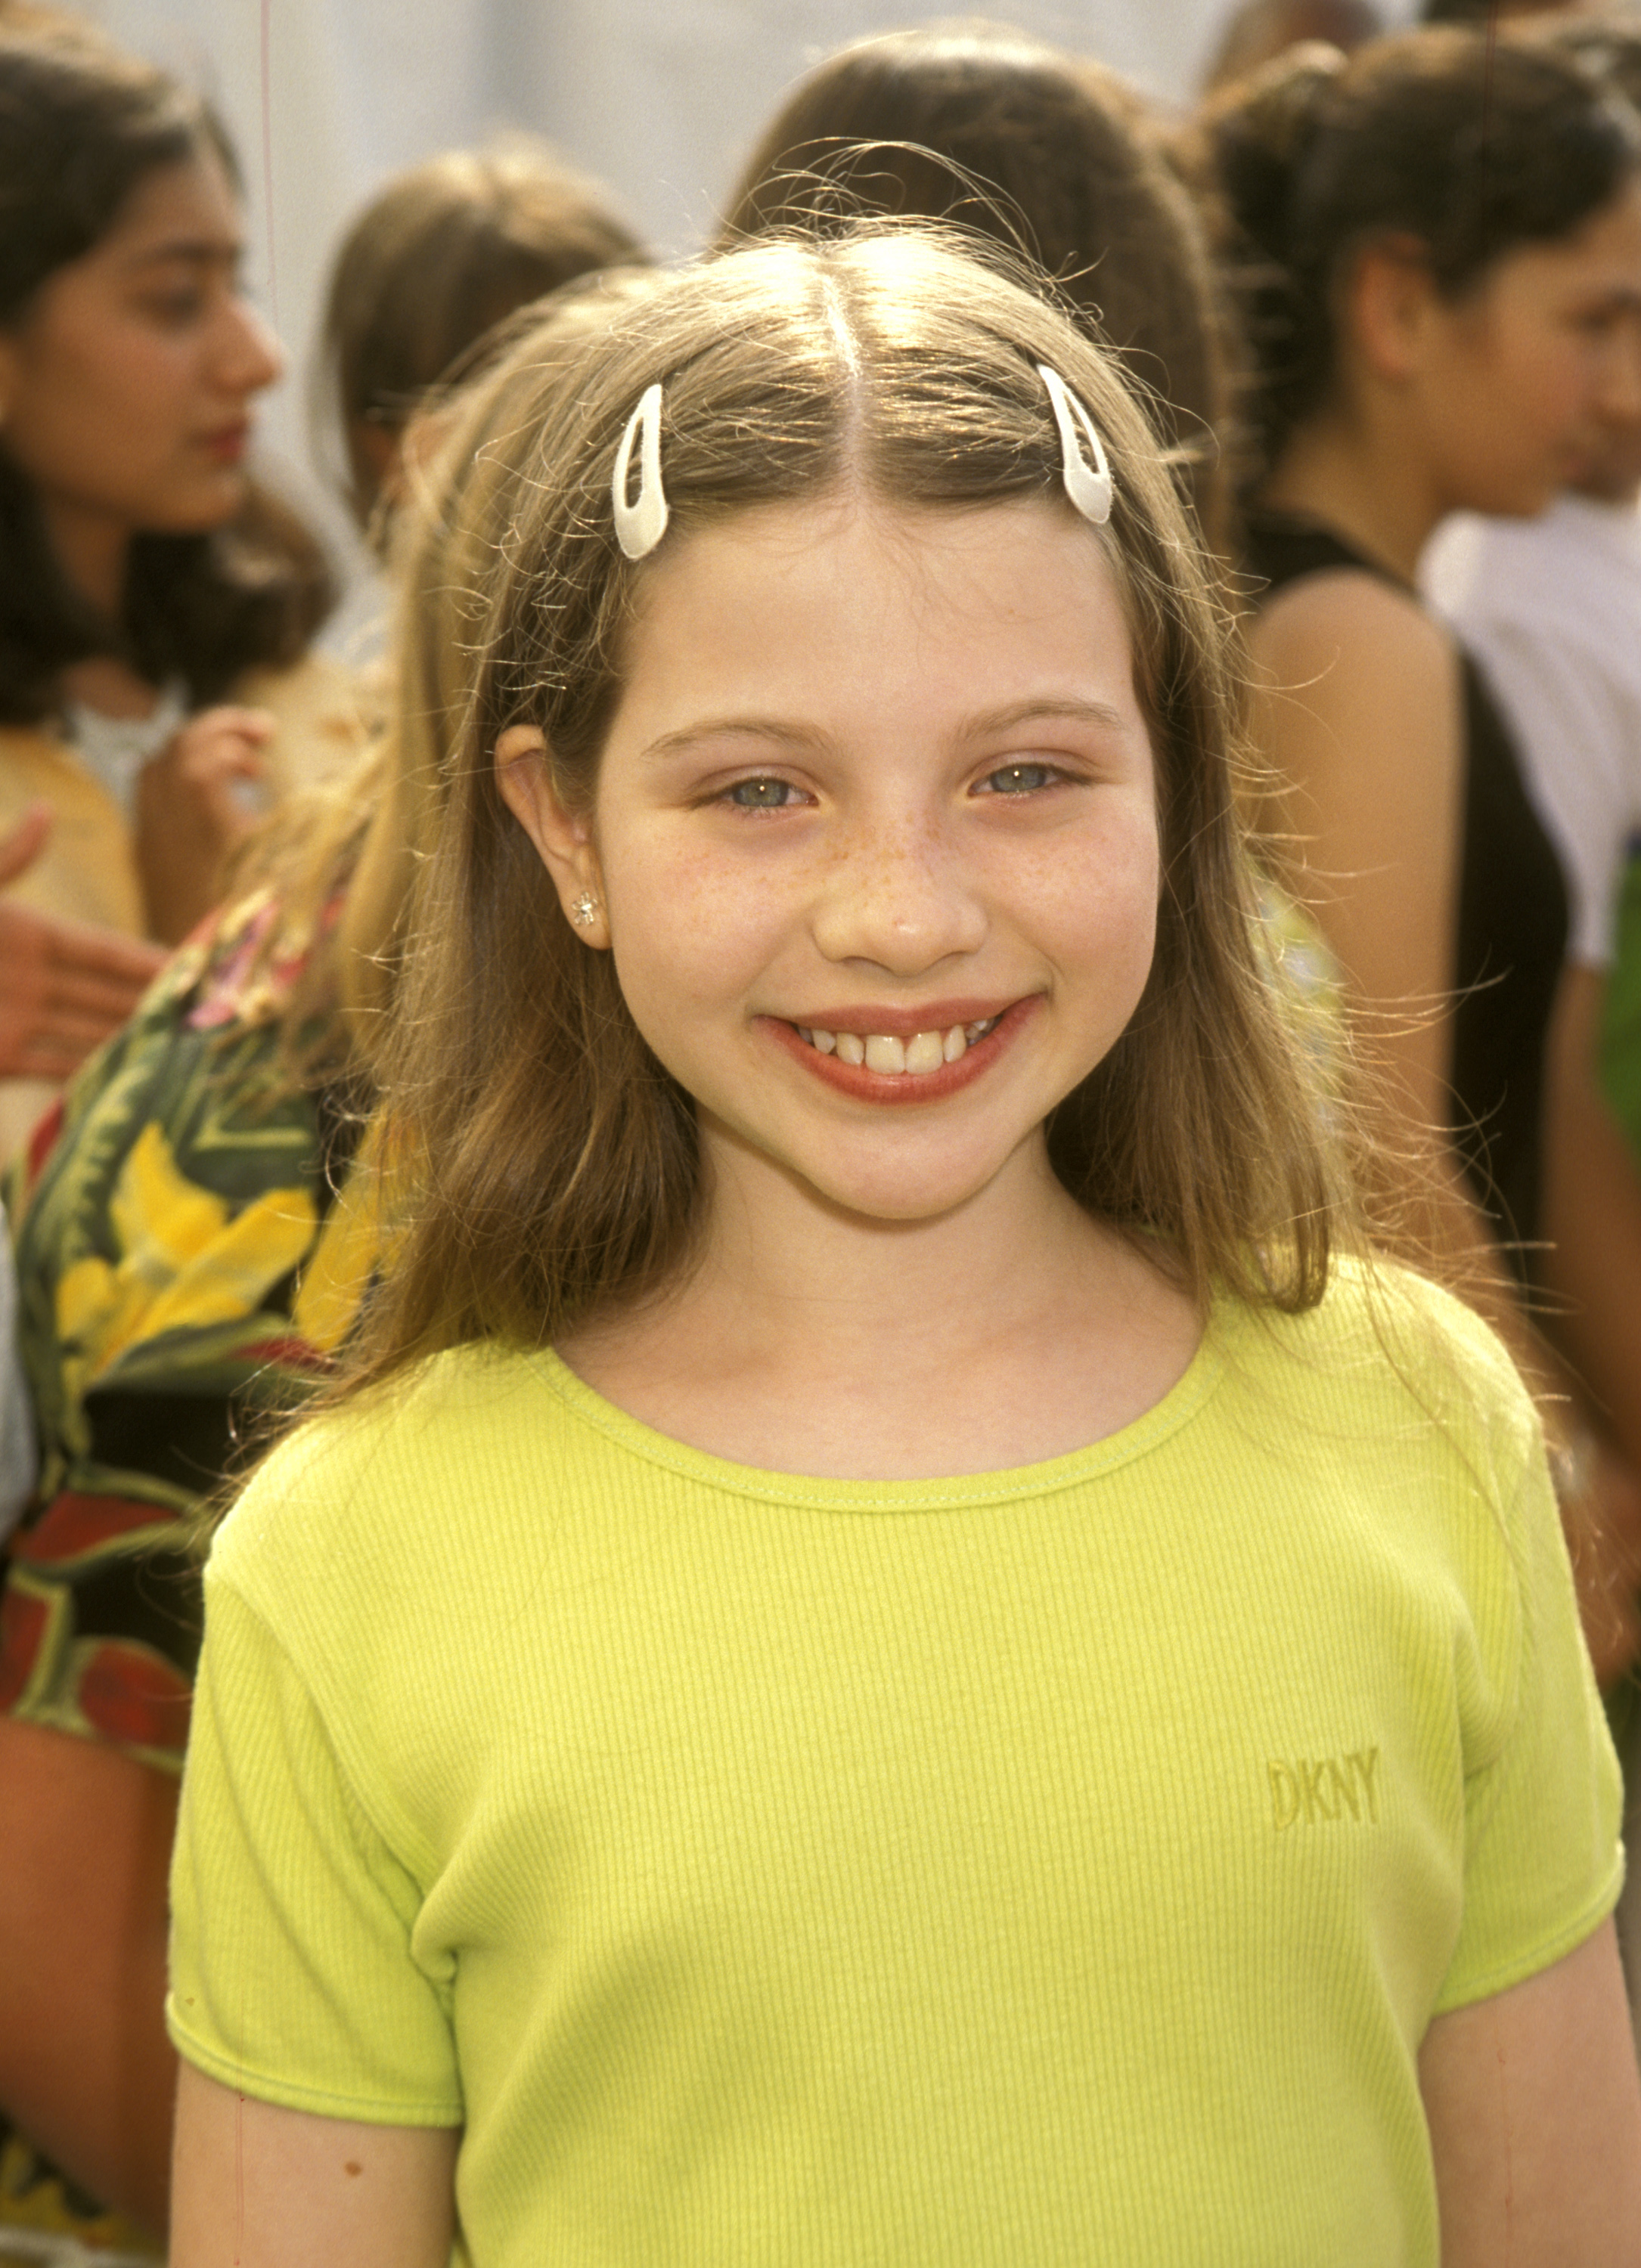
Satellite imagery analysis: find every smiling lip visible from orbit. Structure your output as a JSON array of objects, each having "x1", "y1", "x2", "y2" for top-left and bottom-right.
[{"x1": 762, "y1": 995, "x2": 1039, "y2": 1104}]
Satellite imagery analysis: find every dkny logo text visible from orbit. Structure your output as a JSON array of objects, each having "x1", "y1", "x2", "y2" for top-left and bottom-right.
[{"x1": 1269, "y1": 1746, "x2": 1381, "y2": 1830}]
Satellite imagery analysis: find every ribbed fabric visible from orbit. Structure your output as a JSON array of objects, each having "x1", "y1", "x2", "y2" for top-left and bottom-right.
[{"x1": 167, "y1": 1265, "x2": 1621, "y2": 2266}]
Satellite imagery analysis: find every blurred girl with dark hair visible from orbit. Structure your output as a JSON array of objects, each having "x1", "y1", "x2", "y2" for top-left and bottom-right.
[
  {"x1": 1199, "y1": 27, "x2": 1641, "y2": 1672},
  {"x1": 0, "y1": 23, "x2": 355, "y2": 1156}
]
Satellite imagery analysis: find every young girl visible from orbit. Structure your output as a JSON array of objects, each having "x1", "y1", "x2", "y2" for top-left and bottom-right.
[{"x1": 166, "y1": 231, "x2": 1641, "y2": 2266}]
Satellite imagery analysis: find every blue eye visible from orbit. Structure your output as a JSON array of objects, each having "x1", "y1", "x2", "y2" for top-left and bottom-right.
[
  {"x1": 725, "y1": 778, "x2": 799, "y2": 809},
  {"x1": 978, "y1": 762, "x2": 1059, "y2": 795}
]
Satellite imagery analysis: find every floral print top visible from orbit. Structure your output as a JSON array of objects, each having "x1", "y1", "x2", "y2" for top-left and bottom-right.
[{"x1": 0, "y1": 890, "x2": 380, "y2": 2257}]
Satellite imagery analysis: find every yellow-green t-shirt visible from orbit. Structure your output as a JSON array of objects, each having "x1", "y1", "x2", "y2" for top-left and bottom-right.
[{"x1": 167, "y1": 1265, "x2": 1622, "y2": 2266}]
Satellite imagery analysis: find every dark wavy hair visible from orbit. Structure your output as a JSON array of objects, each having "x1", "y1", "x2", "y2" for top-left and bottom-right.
[
  {"x1": 1196, "y1": 26, "x2": 1641, "y2": 481},
  {"x1": 0, "y1": 27, "x2": 331, "y2": 724}
]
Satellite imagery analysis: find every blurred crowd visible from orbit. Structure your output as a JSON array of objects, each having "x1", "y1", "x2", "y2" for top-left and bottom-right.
[{"x1": 2, "y1": 0, "x2": 1640, "y2": 2253}]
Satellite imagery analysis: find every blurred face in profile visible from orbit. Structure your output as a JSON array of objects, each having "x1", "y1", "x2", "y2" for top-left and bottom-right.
[
  {"x1": 0, "y1": 148, "x2": 282, "y2": 600},
  {"x1": 1413, "y1": 180, "x2": 1641, "y2": 516}
]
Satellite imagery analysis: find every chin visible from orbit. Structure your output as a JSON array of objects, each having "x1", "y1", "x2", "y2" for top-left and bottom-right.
[
  {"x1": 799, "y1": 1153, "x2": 1021, "y2": 1227},
  {"x1": 149, "y1": 473, "x2": 251, "y2": 535}
]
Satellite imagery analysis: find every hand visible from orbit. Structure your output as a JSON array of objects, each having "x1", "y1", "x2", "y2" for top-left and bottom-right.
[
  {"x1": 135, "y1": 705, "x2": 275, "y2": 945},
  {"x1": 1556, "y1": 1434, "x2": 1641, "y2": 1689},
  {"x1": 0, "y1": 804, "x2": 165, "y2": 1081}
]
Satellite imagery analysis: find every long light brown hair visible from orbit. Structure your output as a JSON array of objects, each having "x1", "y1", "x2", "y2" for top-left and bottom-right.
[{"x1": 350, "y1": 227, "x2": 1353, "y2": 1393}]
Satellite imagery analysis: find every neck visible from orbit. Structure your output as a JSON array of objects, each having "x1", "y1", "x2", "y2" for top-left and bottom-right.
[
  {"x1": 684, "y1": 1127, "x2": 1110, "y2": 1377},
  {"x1": 1261, "y1": 399, "x2": 1447, "y2": 585},
  {"x1": 558, "y1": 1125, "x2": 1202, "y2": 1480},
  {"x1": 41, "y1": 495, "x2": 131, "y2": 620}
]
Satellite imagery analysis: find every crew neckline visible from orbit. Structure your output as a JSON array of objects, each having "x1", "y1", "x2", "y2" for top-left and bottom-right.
[{"x1": 522, "y1": 1306, "x2": 1236, "y2": 1513}]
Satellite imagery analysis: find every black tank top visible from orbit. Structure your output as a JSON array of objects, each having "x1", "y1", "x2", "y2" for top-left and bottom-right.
[{"x1": 1244, "y1": 510, "x2": 1568, "y2": 1252}]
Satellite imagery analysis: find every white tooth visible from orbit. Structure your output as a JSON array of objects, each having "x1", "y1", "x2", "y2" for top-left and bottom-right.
[
  {"x1": 942, "y1": 1025, "x2": 967, "y2": 1062},
  {"x1": 864, "y1": 1033, "x2": 906, "y2": 1074},
  {"x1": 811, "y1": 1028, "x2": 836, "y2": 1054},
  {"x1": 966, "y1": 1021, "x2": 986, "y2": 1043},
  {"x1": 835, "y1": 1031, "x2": 865, "y2": 1066},
  {"x1": 905, "y1": 1030, "x2": 945, "y2": 1074}
]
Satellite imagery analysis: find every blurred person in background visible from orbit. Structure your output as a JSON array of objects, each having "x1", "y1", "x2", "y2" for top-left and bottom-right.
[
  {"x1": 1419, "y1": 10, "x2": 1641, "y2": 2022},
  {"x1": 0, "y1": 23, "x2": 361, "y2": 1163},
  {"x1": 1422, "y1": 0, "x2": 1588, "y2": 19},
  {"x1": 0, "y1": 155, "x2": 647, "y2": 2254},
  {"x1": 1196, "y1": 28, "x2": 1641, "y2": 1675},
  {"x1": 321, "y1": 137, "x2": 644, "y2": 547},
  {"x1": 1200, "y1": 0, "x2": 1386, "y2": 96}
]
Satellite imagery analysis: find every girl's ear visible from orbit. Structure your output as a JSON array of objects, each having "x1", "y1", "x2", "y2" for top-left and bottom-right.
[
  {"x1": 1347, "y1": 234, "x2": 1441, "y2": 385},
  {"x1": 494, "y1": 723, "x2": 609, "y2": 947}
]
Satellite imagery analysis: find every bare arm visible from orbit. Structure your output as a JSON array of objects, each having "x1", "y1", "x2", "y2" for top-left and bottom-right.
[
  {"x1": 169, "y1": 2062, "x2": 459, "y2": 2268},
  {"x1": 0, "y1": 805, "x2": 163, "y2": 1079},
  {"x1": 1249, "y1": 572, "x2": 1529, "y2": 1337},
  {"x1": 0, "y1": 1716, "x2": 177, "y2": 2237},
  {"x1": 135, "y1": 706, "x2": 273, "y2": 945},
  {"x1": 1249, "y1": 578, "x2": 1641, "y2": 1677},
  {"x1": 1419, "y1": 1919, "x2": 1641, "y2": 2264}
]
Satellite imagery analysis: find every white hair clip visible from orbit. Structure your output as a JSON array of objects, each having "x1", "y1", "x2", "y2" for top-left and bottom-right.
[
  {"x1": 1037, "y1": 364, "x2": 1112, "y2": 526},
  {"x1": 612, "y1": 381, "x2": 669, "y2": 560}
]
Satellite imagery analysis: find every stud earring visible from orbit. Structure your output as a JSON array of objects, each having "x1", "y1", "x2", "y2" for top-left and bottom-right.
[{"x1": 571, "y1": 892, "x2": 600, "y2": 928}]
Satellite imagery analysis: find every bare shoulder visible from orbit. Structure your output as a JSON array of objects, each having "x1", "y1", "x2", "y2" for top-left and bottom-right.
[
  {"x1": 1245, "y1": 568, "x2": 1463, "y2": 845},
  {"x1": 1249, "y1": 565, "x2": 1453, "y2": 689}
]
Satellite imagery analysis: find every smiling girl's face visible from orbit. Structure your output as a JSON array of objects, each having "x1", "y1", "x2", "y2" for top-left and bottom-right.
[{"x1": 501, "y1": 491, "x2": 1161, "y2": 1231}]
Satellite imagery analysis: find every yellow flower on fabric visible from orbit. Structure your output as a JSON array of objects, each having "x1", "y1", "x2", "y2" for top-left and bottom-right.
[
  {"x1": 292, "y1": 1139, "x2": 391, "y2": 1355},
  {"x1": 55, "y1": 1122, "x2": 317, "y2": 1390}
]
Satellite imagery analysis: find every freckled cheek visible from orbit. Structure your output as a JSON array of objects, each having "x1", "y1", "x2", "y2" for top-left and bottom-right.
[
  {"x1": 600, "y1": 837, "x2": 806, "y2": 998},
  {"x1": 1010, "y1": 826, "x2": 1160, "y2": 965}
]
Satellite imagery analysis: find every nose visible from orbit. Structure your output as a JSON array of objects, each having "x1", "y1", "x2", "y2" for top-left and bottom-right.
[
  {"x1": 809, "y1": 809, "x2": 987, "y2": 974},
  {"x1": 216, "y1": 296, "x2": 284, "y2": 398}
]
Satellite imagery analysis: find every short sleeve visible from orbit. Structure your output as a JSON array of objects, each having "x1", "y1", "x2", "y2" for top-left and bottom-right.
[
  {"x1": 1434, "y1": 1439, "x2": 1625, "y2": 2012},
  {"x1": 166, "y1": 1571, "x2": 464, "y2": 2126}
]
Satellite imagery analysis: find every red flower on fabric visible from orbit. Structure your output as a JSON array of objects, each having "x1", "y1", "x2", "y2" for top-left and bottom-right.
[{"x1": 77, "y1": 1640, "x2": 191, "y2": 1751}]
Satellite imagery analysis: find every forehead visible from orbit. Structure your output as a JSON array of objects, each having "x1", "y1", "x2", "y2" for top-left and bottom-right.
[
  {"x1": 91, "y1": 150, "x2": 242, "y2": 267},
  {"x1": 613, "y1": 490, "x2": 1141, "y2": 730},
  {"x1": 1491, "y1": 177, "x2": 1641, "y2": 305}
]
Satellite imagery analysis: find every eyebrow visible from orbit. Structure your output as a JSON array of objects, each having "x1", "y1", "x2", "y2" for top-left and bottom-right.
[
  {"x1": 641, "y1": 718, "x2": 824, "y2": 764},
  {"x1": 957, "y1": 696, "x2": 1131, "y2": 741},
  {"x1": 641, "y1": 696, "x2": 1131, "y2": 764},
  {"x1": 119, "y1": 237, "x2": 243, "y2": 273}
]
